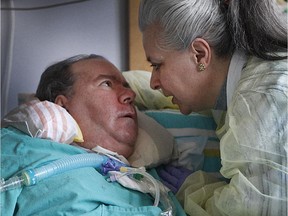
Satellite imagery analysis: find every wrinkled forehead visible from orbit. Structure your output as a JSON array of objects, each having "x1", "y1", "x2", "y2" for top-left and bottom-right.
[{"x1": 71, "y1": 58, "x2": 124, "y2": 81}]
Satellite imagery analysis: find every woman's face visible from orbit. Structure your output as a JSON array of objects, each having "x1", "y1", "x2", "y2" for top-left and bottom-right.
[{"x1": 142, "y1": 26, "x2": 216, "y2": 114}]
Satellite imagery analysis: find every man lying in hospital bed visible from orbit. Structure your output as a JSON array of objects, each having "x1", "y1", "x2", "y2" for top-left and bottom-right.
[
  {"x1": 1, "y1": 54, "x2": 189, "y2": 216},
  {"x1": 1, "y1": 54, "x2": 223, "y2": 216}
]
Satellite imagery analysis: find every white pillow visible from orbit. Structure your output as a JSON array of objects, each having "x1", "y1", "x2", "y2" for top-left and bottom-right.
[{"x1": 128, "y1": 109, "x2": 176, "y2": 168}]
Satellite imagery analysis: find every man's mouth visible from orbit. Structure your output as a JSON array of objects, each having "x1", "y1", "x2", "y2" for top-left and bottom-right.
[
  {"x1": 123, "y1": 113, "x2": 134, "y2": 118},
  {"x1": 120, "y1": 110, "x2": 136, "y2": 119}
]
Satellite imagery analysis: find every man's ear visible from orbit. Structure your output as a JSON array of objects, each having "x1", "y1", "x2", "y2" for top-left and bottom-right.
[
  {"x1": 55, "y1": 95, "x2": 68, "y2": 108},
  {"x1": 189, "y1": 38, "x2": 211, "y2": 66}
]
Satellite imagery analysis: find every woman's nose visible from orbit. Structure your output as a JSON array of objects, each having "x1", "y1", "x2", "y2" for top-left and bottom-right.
[{"x1": 150, "y1": 72, "x2": 161, "y2": 90}]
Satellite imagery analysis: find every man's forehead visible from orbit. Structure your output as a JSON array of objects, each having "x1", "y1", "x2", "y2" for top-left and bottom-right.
[
  {"x1": 71, "y1": 59, "x2": 123, "y2": 81},
  {"x1": 72, "y1": 59, "x2": 116, "y2": 74},
  {"x1": 72, "y1": 58, "x2": 108, "y2": 71}
]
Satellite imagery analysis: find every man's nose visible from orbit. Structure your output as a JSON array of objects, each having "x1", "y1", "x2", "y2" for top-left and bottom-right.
[{"x1": 121, "y1": 88, "x2": 136, "y2": 104}]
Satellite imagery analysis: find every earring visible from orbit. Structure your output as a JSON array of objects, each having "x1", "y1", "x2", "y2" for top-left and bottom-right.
[{"x1": 198, "y1": 63, "x2": 205, "y2": 72}]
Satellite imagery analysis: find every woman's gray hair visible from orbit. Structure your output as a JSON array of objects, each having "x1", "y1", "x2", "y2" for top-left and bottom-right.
[
  {"x1": 139, "y1": 0, "x2": 287, "y2": 60},
  {"x1": 36, "y1": 54, "x2": 106, "y2": 102}
]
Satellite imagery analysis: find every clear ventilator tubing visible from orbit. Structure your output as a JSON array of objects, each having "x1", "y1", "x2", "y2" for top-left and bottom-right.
[
  {"x1": 0, "y1": 153, "x2": 111, "y2": 192},
  {"x1": 118, "y1": 167, "x2": 174, "y2": 215},
  {"x1": 119, "y1": 167, "x2": 161, "y2": 206},
  {"x1": 0, "y1": 176, "x2": 24, "y2": 192}
]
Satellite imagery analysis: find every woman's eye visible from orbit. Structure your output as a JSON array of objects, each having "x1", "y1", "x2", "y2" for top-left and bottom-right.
[{"x1": 150, "y1": 63, "x2": 160, "y2": 71}]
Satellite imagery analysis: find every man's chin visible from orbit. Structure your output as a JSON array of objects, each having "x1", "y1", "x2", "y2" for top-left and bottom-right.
[{"x1": 121, "y1": 131, "x2": 138, "y2": 146}]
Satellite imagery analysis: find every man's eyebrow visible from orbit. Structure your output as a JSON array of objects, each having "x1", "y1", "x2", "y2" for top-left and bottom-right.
[
  {"x1": 97, "y1": 74, "x2": 131, "y2": 88},
  {"x1": 96, "y1": 74, "x2": 117, "y2": 80}
]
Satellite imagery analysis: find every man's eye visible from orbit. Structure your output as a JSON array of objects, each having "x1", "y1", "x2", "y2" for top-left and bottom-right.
[
  {"x1": 150, "y1": 63, "x2": 160, "y2": 71},
  {"x1": 101, "y1": 80, "x2": 112, "y2": 87}
]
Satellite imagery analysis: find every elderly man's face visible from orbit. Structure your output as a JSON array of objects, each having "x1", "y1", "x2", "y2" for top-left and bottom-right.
[{"x1": 57, "y1": 59, "x2": 138, "y2": 158}]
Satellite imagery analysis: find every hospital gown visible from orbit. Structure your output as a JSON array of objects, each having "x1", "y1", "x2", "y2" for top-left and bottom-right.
[
  {"x1": 1, "y1": 127, "x2": 186, "y2": 216},
  {"x1": 177, "y1": 53, "x2": 288, "y2": 216}
]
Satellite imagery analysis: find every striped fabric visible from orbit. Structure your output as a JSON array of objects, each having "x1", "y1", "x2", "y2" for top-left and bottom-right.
[
  {"x1": 2, "y1": 99, "x2": 83, "y2": 144},
  {"x1": 144, "y1": 110, "x2": 222, "y2": 176}
]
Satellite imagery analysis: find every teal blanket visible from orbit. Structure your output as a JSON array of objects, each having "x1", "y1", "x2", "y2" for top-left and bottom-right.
[{"x1": 1, "y1": 127, "x2": 186, "y2": 216}]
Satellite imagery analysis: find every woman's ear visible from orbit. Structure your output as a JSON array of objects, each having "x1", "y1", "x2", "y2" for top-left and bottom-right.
[
  {"x1": 55, "y1": 95, "x2": 68, "y2": 108},
  {"x1": 189, "y1": 38, "x2": 211, "y2": 67}
]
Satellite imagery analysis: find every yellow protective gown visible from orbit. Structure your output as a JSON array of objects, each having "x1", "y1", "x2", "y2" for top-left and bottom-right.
[{"x1": 177, "y1": 52, "x2": 288, "y2": 216}]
